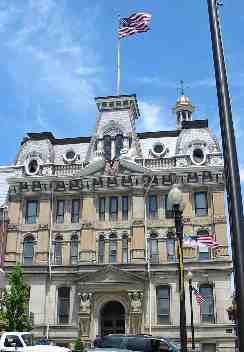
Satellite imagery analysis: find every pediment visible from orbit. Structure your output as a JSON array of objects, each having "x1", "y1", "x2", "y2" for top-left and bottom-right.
[
  {"x1": 77, "y1": 265, "x2": 145, "y2": 285},
  {"x1": 79, "y1": 158, "x2": 152, "y2": 178}
]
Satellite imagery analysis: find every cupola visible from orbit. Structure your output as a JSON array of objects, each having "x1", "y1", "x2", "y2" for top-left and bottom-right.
[{"x1": 173, "y1": 93, "x2": 195, "y2": 129}]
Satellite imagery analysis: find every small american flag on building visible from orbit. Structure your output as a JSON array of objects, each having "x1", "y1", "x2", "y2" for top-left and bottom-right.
[
  {"x1": 118, "y1": 12, "x2": 152, "y2": 38},
  {"x1": 198, "y1": 234, "x2": 219, "y2": 249},
  {"x1": 192, "y1": 287, "x2": 206, "y2": 305}
]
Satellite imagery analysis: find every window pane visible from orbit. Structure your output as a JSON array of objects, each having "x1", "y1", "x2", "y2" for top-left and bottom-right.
[
  {"x1": 71, "y1": 200, "x2": 80, "y2": 223},
  {"x1": 122, "y1": 236, "x2": 128, "y2": 264},
  {"x1": 202, "y1": 344, "x2": 216, "y2": 352},
  {"x1": 109, "y1": 237, "x2": 117, "y2": 263},
  {"x1": 165, "y1": 194, "x2": 173, "y2": 218},
  {"x1": 99, "y1": 198, "x2": 106, "y2": 221},
  {"x1": 122, "y1": 196, "x2": 129, "y2": 221},
  {"x1": 200, "y1": 285, "x2": 214, "y2": 322},
  {"x1": 58, "y1": 287, "x2": 70, "y2": 324},
  {"x1": 23, "y1": 239, "x2": 34, "y2": 265},
  {"x1": 115, "y1": 134, "x2": 123, "y2": 159},
  {"x1": 104, "y1": 135, "x2": 112, "y2": 161},
  {"x1": 54, "y1": 239, "x2": 62, "y2": 265},
  {"x1": 26, "y1": 200, "x2": 38, "y2": 224},
  {"x1": 150, "y1": 238, "x2": 159, "y2": 264},
  {"x1": 99, "y1": 237, "x2": 105, "y2": 264},
  {"x1": 56, "y1": 200, "x2": 65, "y2": 223},
  {"x1": 166, "y1": 239, "x2": 176, "y2": 262},
  {"x1": 110, "y1": 197, "x2": 118, "y2": 221},
  {"x1": 195, "y1": 192, "x2": 208, "y2": 216},
  {"x1": 199, "y1": 245, "x2": 210, "y2": 260},
  {"x1": 148, "y1": 195, "x2": 158, "y2": 219},
  {"x1": 157, "y1": 287, "x2": 170, "y2": 324},
  {"x1": 70, "y1": 236, "x2": 78, "y2": 264}
]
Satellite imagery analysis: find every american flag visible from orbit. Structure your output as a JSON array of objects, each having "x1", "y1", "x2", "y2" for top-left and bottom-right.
[
  {"x1": 198, "y1": 234, "x2": 219, "y2": 249},
  {"x1": 118, "y1": 12, "x2": 152, "y2": 38},
  {"x1": 192, "y1": 287, "x2": 206, "y2": 305}
]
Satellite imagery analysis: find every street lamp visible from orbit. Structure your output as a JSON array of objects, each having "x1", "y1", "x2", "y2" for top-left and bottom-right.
[
  {"x1": 187, "y1": 271, "x2": 195, "y2": 351},
  {"x1": 168, "y1": 185, "x2": 187, "y2": 352}
]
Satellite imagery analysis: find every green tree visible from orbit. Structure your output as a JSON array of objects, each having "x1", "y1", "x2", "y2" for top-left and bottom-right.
[
  {"x1": 74, "y1": 338, "x2": 84, "y2": 352},
  {"x1": 0, "y1": 265, "x2": 31, "y2": 331}
]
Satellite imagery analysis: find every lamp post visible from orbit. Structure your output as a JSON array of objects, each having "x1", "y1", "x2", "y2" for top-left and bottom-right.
[
  {"x1": 207, "y1": 1, "x2": 244, "y2": 350},
  {"x1": 168, "y1": 185, "x2": 187, "y2": 352},
  {"x1": 187, "y1": 271, "x2": 195, "y2": 351}
]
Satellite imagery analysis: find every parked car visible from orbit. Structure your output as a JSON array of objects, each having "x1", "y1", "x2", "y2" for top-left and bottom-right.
[
  {"x1": 87, "y1": 334, "x2": 179, "y2": 352},
  {"x1": 0, "y1": 332, "x2": 71, "y2": 352}
]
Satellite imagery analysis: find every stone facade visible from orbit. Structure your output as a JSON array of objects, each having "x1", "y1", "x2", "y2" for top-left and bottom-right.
[{"x1": 0, "y1": 94, "x2": 235, "y2": 350}]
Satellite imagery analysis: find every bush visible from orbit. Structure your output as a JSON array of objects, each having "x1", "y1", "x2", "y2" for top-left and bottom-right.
[{"x1": 74, "y1": 338, "x2": 84, "y2": 352}]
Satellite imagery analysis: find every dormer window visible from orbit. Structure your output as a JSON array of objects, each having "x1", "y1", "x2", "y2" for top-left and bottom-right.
[
  {"x1": 63, "y1": 149, "x2": 77, "y2": 163},
  {"x1": 103, "y1": 134, "x2": 124, "y2": 161},
  {"x1": 25, "y1": 158, "x2": 40, "y2": 176}
]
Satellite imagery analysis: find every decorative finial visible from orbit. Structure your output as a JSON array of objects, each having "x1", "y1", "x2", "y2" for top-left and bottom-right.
[
  {"x1": 180, "y1": 80, "x2": 184, "y2": 96},
  {"x1": 177, "y1": 80, "x2": 188, "y2": 98}
]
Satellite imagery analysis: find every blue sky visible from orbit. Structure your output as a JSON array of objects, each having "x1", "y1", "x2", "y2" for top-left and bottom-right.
[{"x1": 0, "y1": 0, "x2": 243, "y2": 184}]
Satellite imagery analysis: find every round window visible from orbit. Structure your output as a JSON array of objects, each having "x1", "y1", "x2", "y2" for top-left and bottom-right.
[
  {"x1": 192, "y1": 148, "x2": 205, "y2": 164},
  {"x1": 25, "y1": 158, "x2": 40, "y2": 175},
  {"x1": 66, "y1": 150, "x2": 75, "y2": 160},
  {"x1": 152, "y1": 142, "x2": 165, "y2": 157},
  {"x1": 63, "y1": 149, "x2": 77, "y2": 162}
]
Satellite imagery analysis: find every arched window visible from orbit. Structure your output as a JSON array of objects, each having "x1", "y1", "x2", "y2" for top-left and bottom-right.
[
  {"x1": 199, "y1": 284, "x2": 215, "y2": 323},
  {"x1": 149, "y1": 234, "x2": 159, "y2": 264},
  {"x1": 98, "y1": 235, "x2": 105, "y2": 264},
  {"x1": 54, "y1": 235, "x2": 63, "y2": 265},
  {"x1": 122, "y1": 235, "x2": 128, "y2": 264},
  {"x1": 70, "y1": 234, "x2": 79, "y2": 265},
  {"x1": 197, "y1": 229, "x2": 210, "y2": 260},
  {"x1": 104, "y1": 135, "x2": 112, "y2": 161},
  {"x1": 109, "y1": 234, "x2": 117, "y2": 264},
  {"x1": 115, "y1": 134, "x2": 123, "y2": 159},
  {"x1": 23, "y1": 236, "x2": 34, "y2": 265}
]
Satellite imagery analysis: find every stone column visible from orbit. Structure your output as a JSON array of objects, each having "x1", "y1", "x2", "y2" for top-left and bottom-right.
[
  {"x1": 78, "y1": 292, "x2": 92, "y2": 340},
  {"x1": 128, "y1": 291, "x2": 144, "y2": 335}
]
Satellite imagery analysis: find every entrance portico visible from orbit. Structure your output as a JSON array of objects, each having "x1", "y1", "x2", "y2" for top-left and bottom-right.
[{"x1": 76, "y1": 265, "x2": 146, "y2": 341}]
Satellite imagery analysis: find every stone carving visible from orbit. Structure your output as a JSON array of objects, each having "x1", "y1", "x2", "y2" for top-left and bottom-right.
[
  {"x1": 128, "y1": 291, "x2": 144, "y2": 335},
  {"x1": 120, "y1": 147, "x2": 137, "y2": 161},
  {"x1": 128, "y1": 291, "x2": 143, "y2": 314},
  {"x1": 79, "y1": 292, "x2": 92, "y2": 314},
  {"x1": 79, "y1": 314, "x2": 91, "y2": 337},
  {"x1": 105, "y1": 160, "x2": 120, "y2": 176},
  {"x1": 78, "y1": 292, "x2": 92, "y2": 338}
]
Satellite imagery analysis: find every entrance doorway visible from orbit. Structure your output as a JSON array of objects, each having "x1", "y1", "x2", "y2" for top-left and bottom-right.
[{"x1": 100, "y1": 301, "x2": 125, "y2": 336}]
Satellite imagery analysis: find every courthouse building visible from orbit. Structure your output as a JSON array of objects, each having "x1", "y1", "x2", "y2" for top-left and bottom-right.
[{"x1": 0, "y1": 93, "x2": 235, "y2": 351}]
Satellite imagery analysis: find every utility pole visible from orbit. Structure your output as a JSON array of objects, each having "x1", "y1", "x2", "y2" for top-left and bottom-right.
[{"x1": 207, "y1": 1, "x2": 244, "y2": 350}]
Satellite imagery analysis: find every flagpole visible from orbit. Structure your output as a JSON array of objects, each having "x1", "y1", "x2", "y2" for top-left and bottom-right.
[{"x1": 117, "y1": 38, "x2": 121, "y2": 96}]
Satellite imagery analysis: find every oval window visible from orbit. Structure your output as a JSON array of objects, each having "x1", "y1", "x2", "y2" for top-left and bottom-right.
[
  {"x1": 25, "y1": 159, "x2": 40, "y2": 176},
  {"x1": 63, "y1": 149, "x2": 77, "y2": 162},
  {"x1": 66, "y1": 150, "x2": 75, "y2": 160},
  {"x1": 193, "y1": 148, "x2": 204, "y2": 164},
  {"x1": 28, "y1": 159, "x2": 39, "y2": 174},
  {"x1": 152, "y1": 143, "x2": 165, "y2": 157}
]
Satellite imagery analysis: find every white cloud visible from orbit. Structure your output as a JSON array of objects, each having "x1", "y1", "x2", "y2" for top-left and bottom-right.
[
  {"x1": 138, "y1": 101, "x2": 175, "y2": 132},
  {"x1": 239, "y1": 167, "x2": 244, "y2": 182},
  {"x1": 0, "y1": 0, "x2": 103, "y2": 116}
]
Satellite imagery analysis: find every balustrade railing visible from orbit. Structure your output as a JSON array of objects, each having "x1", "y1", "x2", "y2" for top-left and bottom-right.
[{"x1": 11, "y1": 153, "x2": 223, "y2": 178}]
